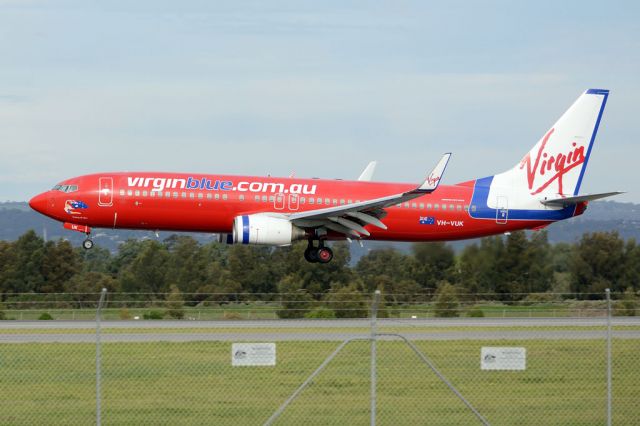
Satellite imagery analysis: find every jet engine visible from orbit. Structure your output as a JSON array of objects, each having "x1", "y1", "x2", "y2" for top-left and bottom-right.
[{"x1": 231, "y1": 214, "x2": 305, "y2": 245}]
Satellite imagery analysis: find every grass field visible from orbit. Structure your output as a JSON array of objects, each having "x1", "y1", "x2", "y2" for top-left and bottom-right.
[{"x1": 1, "y1": 332, "x2": 638, "y2": 425}]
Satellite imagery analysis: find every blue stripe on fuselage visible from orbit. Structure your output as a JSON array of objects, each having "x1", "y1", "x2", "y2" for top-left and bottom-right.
[{"x1": 469, "y1": 176, "x2": 576, "y2": 221}]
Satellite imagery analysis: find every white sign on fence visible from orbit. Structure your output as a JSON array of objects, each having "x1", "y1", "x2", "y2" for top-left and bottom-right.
[
  {"x1": 481, "y1": 347, "x2": 526, "y2": 371},
  {"x1": 232, "y1": 343, "x2": 276, "y2": 366}
]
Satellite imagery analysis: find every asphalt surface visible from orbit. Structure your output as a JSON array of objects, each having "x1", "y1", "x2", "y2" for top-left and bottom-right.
[
  {"x1": 1, "y1": 318, "x2": 639, "y2": 343},
  {"x1": 2, "y1": 317, "x2": 640, "y2": 329}
]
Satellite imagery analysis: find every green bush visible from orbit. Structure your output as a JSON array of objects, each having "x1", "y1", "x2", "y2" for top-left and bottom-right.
[
  {"x1": 0, "y1": 311, "x2": 6, "y2": 320},
  {"x1": 142, "y1": 310, "x2": 165, "y2": 320},
  {"x1": 304, "y1": 307, "x2": 336, "y2": 319},
  {"x1": 222, "y1": 312, "x2": 243, "y2": 320},
  {"x1": 119, "y1": 308, "x2": 132, "y2": 320},
  {"x1": 467, "y1": 308, "x2": 485, "y2": 318},
  {"x1": 38, "y1": 313, "x2": 54, "y2": 320},
  {"x1": 434, "y1": 282, "x2": 460, "y2": 318}
]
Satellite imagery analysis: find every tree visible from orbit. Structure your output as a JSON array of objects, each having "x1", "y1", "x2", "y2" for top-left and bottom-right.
[
  {"x1": 433, "y1": 282, "x2": 460, "y2": 317},
  {"x1": 119, "y1": 241, "x2": 170, "y2": 295},
  {"x1": 570, "y1": 232, "x2": 625, "y2": 295},
  {"x1": 166, "y1": 285, "x2": 185, "y2": 319},
  {"x1": 276, "y1": 274, "x2": 312, "y2": 319},
  {"x1": 326, "y1": 284, "x2": 368, "y2": 318}
]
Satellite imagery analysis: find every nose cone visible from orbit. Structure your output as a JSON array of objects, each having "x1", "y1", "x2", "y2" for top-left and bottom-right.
[{"x1": 29, "y1": 192, "x2": 49, "y2": 214}]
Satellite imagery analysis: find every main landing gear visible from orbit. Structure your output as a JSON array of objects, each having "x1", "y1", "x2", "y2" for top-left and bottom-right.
[
  {"x1": 304, "y1": 240, "x2": 333, "y2": 264},
  {"x1": 82, "y1": 234, "x2": 94, "y2": 250}
]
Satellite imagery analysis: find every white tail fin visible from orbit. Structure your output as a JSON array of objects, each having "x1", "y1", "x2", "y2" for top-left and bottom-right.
[{"x1": 489, "y1": 89, "x2": 608, "y2": 208}]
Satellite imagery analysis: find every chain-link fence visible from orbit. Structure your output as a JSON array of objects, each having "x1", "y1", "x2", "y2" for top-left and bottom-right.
[{"x1": 0, "y1": 290, "x2": 638, "y2": 425}]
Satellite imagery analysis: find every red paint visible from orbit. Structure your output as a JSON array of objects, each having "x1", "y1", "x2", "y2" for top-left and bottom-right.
[{"x1": 519, "y1": 128, "x2": 585, "y2": 195}]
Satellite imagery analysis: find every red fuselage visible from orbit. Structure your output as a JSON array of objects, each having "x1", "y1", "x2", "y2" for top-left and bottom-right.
[{"x1": 29, "y1": 172, "x2": 579, "y2": 241}]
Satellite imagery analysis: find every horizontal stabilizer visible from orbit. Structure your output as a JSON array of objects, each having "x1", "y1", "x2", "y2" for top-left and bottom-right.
[{"x1": 541, "y1": 191, "x2": 624, "y2": 207}]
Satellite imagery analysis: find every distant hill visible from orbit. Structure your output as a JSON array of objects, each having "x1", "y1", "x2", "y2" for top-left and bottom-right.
[{"x1": 1, "y1": 201, "x2": 638, "y2": 260}]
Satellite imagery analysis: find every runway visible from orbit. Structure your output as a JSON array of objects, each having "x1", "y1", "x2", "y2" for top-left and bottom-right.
[{"x1": 1, "y1": 318, "x2": 639, "y2": 343}]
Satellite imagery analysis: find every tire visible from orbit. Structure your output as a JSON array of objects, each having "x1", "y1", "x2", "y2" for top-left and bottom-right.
[
  {"x1": 82, "y1": 239, "x2": 94, "y2": 250},
  {"x1": 317, "y1": 247, "x2": 333, "y2": 263},
  {"x1": 304, "y1": 247, "x2": 319, "y2": 263}
]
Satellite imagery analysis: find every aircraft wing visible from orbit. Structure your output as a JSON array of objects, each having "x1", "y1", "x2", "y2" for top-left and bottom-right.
[
  {"x1": 540, "y1": 191, "x2": 624, "y2": 207},
  {"x1": 287, "y1": 153, "x2": 451, "y2": 238}
]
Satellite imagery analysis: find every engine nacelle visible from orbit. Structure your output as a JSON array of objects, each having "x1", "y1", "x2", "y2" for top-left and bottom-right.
[{"x1": 232, "y1": 214, "x2": 305, "y2": 245}]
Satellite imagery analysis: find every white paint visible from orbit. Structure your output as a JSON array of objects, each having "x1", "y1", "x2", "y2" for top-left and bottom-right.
[
  {"x1": 232, "y1": 343, "x2": 276, "y2": 367},
  {"x1": 481, "y1": 347, "x2": 526, "y2": 371}
]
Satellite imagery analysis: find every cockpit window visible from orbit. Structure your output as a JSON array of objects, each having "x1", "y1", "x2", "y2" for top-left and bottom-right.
[{"x1": 52, "y1": 184, "x2": 78, "y2": 193}]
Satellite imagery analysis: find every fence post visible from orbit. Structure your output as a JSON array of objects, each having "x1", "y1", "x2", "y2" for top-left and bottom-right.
[
  {"x1": 370, "y1": 290, "x2": 381, "y2": 426},
  {"x1": 96, "y1": 288, "x2": 108, "y2": 426},
  {"x1": 605, "y1": 288, "x2": 612, "y2": 426}
]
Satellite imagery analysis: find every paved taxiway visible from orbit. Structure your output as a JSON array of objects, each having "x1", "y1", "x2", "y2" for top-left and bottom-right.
[{"x1": 1, "y1": 318, "x2": 639, "y2": 343}]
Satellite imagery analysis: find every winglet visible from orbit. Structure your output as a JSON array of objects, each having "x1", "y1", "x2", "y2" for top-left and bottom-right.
[
  {"x1": 415, "y1": 153, "x2": 451, "y2": 192},
  {"x1": 357, "y1": 161, "x2": 377, "y2": 181}
]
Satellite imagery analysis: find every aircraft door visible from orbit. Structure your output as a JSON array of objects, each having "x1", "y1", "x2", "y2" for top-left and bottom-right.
[
  {"x1": 288, "y1": 194, "x2": 299, "y2": 211},
  {"x1": 496, "y1": 196, "x2": 508, "y2": 224},
  {"x1": 98, "y1": 177, "x2": 114, "y2": 207}
]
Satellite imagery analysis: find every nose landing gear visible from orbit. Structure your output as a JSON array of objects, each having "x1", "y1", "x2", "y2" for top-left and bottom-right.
[{"x1": 304, "y1": 240, "x2": 333, "y2": 263}]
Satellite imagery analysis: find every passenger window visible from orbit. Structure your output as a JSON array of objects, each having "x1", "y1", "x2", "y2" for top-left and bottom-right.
[
  {"x1": 419, "y1": 203, "x2": 424, "y2": 209},
  {"x1": 206, "y1": 194, "x2": 212, "y2": 199},
  {"x1": 457, "y1": 205, "x2": 462, "y2": 211},
  {"x1": 450, "y1": 204, "x2": 454, "y2": 210},
  {"x1": 404, "y1": 202, "x2": 409, "y2": 208},
  {"x1": 239, "y1": 195, "x2": 245, "y2": 201},
  {"x1": 157, "y1": 191, "x2": 163, "y2": 198},
  {"x1": 181, "y1": 192, "x2": 187, "y2": 198},
  {"x1": 165, "y1": 191, "x2": 171, "y2": 198},
  {"x1": 442, "y1": 204, "x2": 447, "y2": 210},
  {"x1": 215, "y1": 194, "x2": 220, "y2": 200},
  {"x1": 309, "y1": 198, "x2": 315, "y2": 205},
  {"x1": 189, "y1": 192, "x2": 195, "y2": 199},
  {"x1": 348, "y1": 199, "x2": 353, "y2": 204},
  {"x1": 134, "y1": 190, "x2": 140, "y2": 196},
  {"x1": 222, "y1": 194, "x2": 228, "y2": 200},
  {"x1": 325, "y1": 198, "x2": 330, "y2": 205},
  {"x1": 464, "y1": 205, "x2": 469, "y2": 211},
  {"x1": 434, "y1": 204, "x2": 439, "y2": 210},
  {"x1": 333, "y1": 199, "x2": 338, "y2": 205},
  {"x1": 142, "y1": 191, "x2": 148, "y2": 197},
  {"x1": 119, "y1": 189, "x2": 125, "y2": 196},
  {"x1": 427, "y1": 203, "x2": 432, "y2": 209},
  {"x1": 340, "y1": 199, "x2": 345, "y2": 205},
  {"x1": 262, "y1": 195, "x2": 268, "y2": 202},
  {"x1": 412, "y1": 203, "x2": 417, "y2": 209},
  {"x1": 269, "y1": 195, "x2": 275, "y2": 202},
  {"x1": 471, "y1": 205, "x2": 477, "y2": 212},
  {"x1": 173, "y1": 192, "x2": 179, "y2": 198},
  {"x1": 127, "y1": 190, "x2": 133, "y2": 196},
  {"x1": 300, "y1": 197, "x2": 305, "y2": 204},
  {"x1": 198, "y1": 193, "x2": 203, "y2": 199},
  {"x1": 254, "y1": 195, "x2": 260, "y2": 202}
]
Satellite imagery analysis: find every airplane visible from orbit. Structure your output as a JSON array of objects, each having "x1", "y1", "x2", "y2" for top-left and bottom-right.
[{"x1": 29, "y1": 89, "x2": 623, "y2": 263}]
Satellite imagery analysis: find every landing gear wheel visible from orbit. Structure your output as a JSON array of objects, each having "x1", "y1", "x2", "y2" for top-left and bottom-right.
[
  {"x1": 317, "y1": 247, "x2": 333, "y2": 264},
  {"x1": 82, "y1": 239, "x2": 94, "y2": 250},
  {"x1": 304, "y1": 247, "x2": 319, "y2": 263}
]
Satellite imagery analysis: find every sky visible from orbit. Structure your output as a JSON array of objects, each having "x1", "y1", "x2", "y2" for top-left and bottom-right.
[{"x1": 1, "y1": 0, "x2": 638, "y2": 202}]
